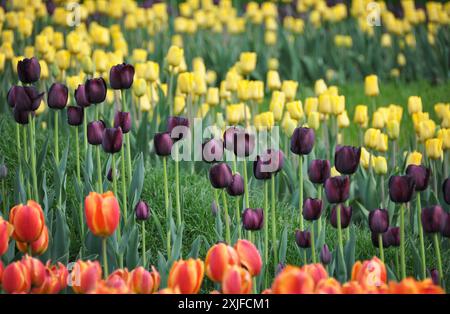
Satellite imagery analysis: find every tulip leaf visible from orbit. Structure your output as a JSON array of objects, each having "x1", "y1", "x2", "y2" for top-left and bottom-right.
[
  {"x1": 126, "y1": 226, "x2": 139, "y2": 269},
  {"x1": 37, "y1": 135, "x2": 49, "y2": 176},
  {"x1": 344, "y1": 225, "x2": 356, "y2": 280},
  {"x1": 170, "y1": 223, "x2": 184, "y2": 263},
  {"x1": 51, "y1": 208, "x2": 70, "y2": 264},
  {"x1": 157, "y1": 251, "x2": 168, "y2": 287},
  {"x1": 128, "y1": 153, "x2": 144, "y2": 206},
  {"x1": 14, "y1": 167, "x2": 26, "y2": 205},
  {"x1": 187, "y1": 236, "x2": 202, "y2": 259}
]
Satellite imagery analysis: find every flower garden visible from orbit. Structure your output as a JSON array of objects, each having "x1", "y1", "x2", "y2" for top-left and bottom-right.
[{"x1": 0, "y1": 0, "x2": 449, "y2": 295}]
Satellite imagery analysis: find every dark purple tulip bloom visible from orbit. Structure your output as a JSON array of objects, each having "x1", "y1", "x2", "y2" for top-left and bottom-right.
[
  {"x1": 369, "y1": 208, "x2": 389, "y2": 234},
  {"x1": 109, "y1": 63, "x2": 135, "y2": 90},
  {"x1": 389, "y1": 175, "x2": 415, "y2": 203},
  {"x1": 421, "y1": 205, "x2": 444, "y2": 234},
  {"x1": 302, "y1": 198, "x2": 323, "y2": 221},
  {"x1": 167, "y1": 116, "x2": 189, "y2": 141},
  {"x1": 334, "y1": 145, "x2": 361, "y2": 175},
  {"x1": 371, "y1": 231, "x2": 390, "y2": 248},
  {"x1": 295, "y1": 230, "x2": 311, "y2": 248},
  {"x1": 135, "y1": 200, "x2": 150, "y2": 221},
  {"x1": 102, "y1": 127, "x2": 123, "y2": 154},
  {"x1": 107, "y1": 167, "x2": 118, "y2": 182},
  {"x1": 223, "y1": 126, "x2": 239, "y2": 152},
  {"x1": 45, "y1": 0, "x2": 56, "y2": 15},
  {"x1": 430, "y1": 269, "x2": 440, "y2": 286},
  {"x1": 0, "y1": 164, "x2": 8, "y2": 179},
  {"x1": 85, "y1": 77, "x2": 107, "y2": 104},
  {"x1": 154, "y1": 132, "x2": 173, "y2": 156},
  {"x1": 17, "y1": 57, "x2": 41, "y2": 84},
  {"x1": 443, "y1": 178, "x2": 450, "y2": 205},
  {"x1": 48, "y1": 83, "x2": 68, "y2": 109},
  {"x1": 7, "y1": 85, "x2": 19, "y2": 107},
  {"x1": 223, "y1": 126, "x2": 255, "y2": 158},
  {"x1": 67, "y1": 106, "x2": 84, "y2": 126},
  {"x1": 253, "y1": 155, "x2": 271, "y2": 180},
  {"x1": 320, "y1": 244, "x2": 331, "y2": 265},
  {"x1": 202, "y1": 138, "x2": 224, "y2": 163},
  {"x1": 114, "y1": 111, "x2": 132, "y2": 133},
  {"x1": 242, "y1": 208, "x2": 264, "y2": 231},
  {"x1": 308, "y1": 159, "x2": 330, "y2": 184},
  {"x1": 442, "y1": 212, "x2": 450, "y2": 238},
  {"x1": 13, "y1": 86, "x2": 44, "y2": 112},
  {"x1": 74, "y1": 84, "x2": 90, "y2": 107},
  {"x1": 209, "y1": 163, "x2": 233, "y2": 189},
  {"x1": 290, "y1": 127, "x2": 315, "y2": 155},
  {"x1": 406, "y1": 165, "x2": 430, "y2": 191},
  {"x1": 324, "y1": 176, "x2": 350, "y2": 203},
  {"x1": 13, "y1": 107, "x2": 34, "y2": 125},
  {"x1": 385, "y1": 227, "x2": 400, "y2": 247},
  {"x1": 253, "y1": 149, "x2": 284, "y2": 180},
  {"x1": 226, "y1": 173, "x2": 244, "y2": 196},
  {"x1": 87, "y1": 120, "x2": 106, "y2": 145},
  {"x1": 330, "y1": 205, "x2": 352, "y2": 229}
]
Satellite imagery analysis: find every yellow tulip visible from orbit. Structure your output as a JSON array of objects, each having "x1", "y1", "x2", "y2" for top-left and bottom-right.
[
  {"x1": 434, "y1": 103, "x2": 449, "y2": 120},
  {"x1": 226, "y1": 103, "x2": 250, "y2": 125},
  {"x1": 206, "y1": 70, "x2": 217, "y2": 85},
  {"x1": 360, "y1": 147, "x2": 374, "y2": 169},
  {"x1": 281, "y1": 80, "x2": 298, "y2": 101},
  {"x1": 237, "y1": 80, "x2": 250, "y2": 101},
  {"x1": 314, "y1": 79, "x2": 327, "y2": 96},
  {"x1": 206, "y1": 87, "x2": 219, "y2": 106},
  {"x1": 269, "y1": 91, "x2": 285, "y2": 121},
  {"x1": 220, "y1": 81, "x2": 231, "y2": 100},
  {"x1": 373, "y1": 156, "x2": 388, "y2": 175},
  {"x1": 133, "y1": 78, "x2": 147, "y2": 97},
  {"x1": 248, "y1": 81, "x2": 264, "y2": 101},
  {"x1": 307, "y1": 112, "x2": 320, "y2": 130},
  {"x1": 225, "y1": 69, "x2": 240, "y2": 92},
  {"x1": 132, "y1": 49, "x2": 147, "y2": 64},
  {"x1": 254, "y1": 111, "x2": 275, "y2": 131},
  {"x1": 2, "y1": 30, "x2": 14, "y2": 44},
  {"x1": 417, "y1": 119, "x2": 436, "y2": 142},
  {"x1": 193, "y1": 72, "x2": 207, "y2": 95},
  {"x1": 145, "y1": 61, "x2": 160, "y2": 82},
  {"x1": 425, "y1": 138, "x2": 443, "y2": 160},
  {"x1": 264, "y1": 31, "x2": 277, "y2": 46},
  {"x1": 406, "y1": 151, "x2": 422, "y2": 166},
  {"x1": 328, "y1": 86, "x2": 339, "y2": 96},
  {"x1": 281, "y1": 113, "x2": 297, "y2": 136},
  {"x1": 304, "y1": 97, "x2": 318, "y2": 115},
  {"x1": 375, "y1": 133, "x2": 388, "y2": 153},
  {"x1": 318, "y1": 93, "x2": 331, "y2": 114},
  {"x1": 337, "y1": 111, "x2": 350, "y2": 128},
  {"x1": 0, "y1": 53, "x2": 5, "y2": 72},
  {"x1": 18, "y1": 18, "x2": 32, "y2": 37},
  {"x1": 267, "y1": 58, "x2": 279, "y2": 70},
  {"x1": 386, "y1": 119, "x2": 400, "y2": 140},
  {"x1": 24, "y1": 46, "x2": 34, "y2": 59},
  {"x1": 437, "y1": 129, "x2": 450, "y2": 150},
  {"x1": 364, "y1": 74, "x2": 379, "y2": 97},
  {"x1": 174, "y1": 95, "x2": 186, "y2": 115},
  {"x1": 286, "y1": 101, "x2": 303, "y2": 120},
  {"x1": 354, "y1": 105, "x2": 368, "y2": 127},
  {"x1": 178, "y1": 72, "x2": 195, "y2": 94},
  {"x1": 267, "y1": 70, "x2": 281, "y2": 91},
  {"x1": 167, "y1": 45, "x2": 184, "y2": 68},
  {"x1": 331, "y1": 95, "x2": 345, "y2": 115},
  {"x1": 197, "y1": 103, "x2": 209, "y2": 119},
  {"x1": 408, "y1": 96, "x2": 422, "y2": 114},
  {"x1": 372, "y1": 111, "x2": 385, "y2": 129},
  {"x1": 364, "y1": 128, "x2": 380, "y2": 149},
  {"x1": 239, "y1": 52, "x2": 257, "y2": 75}
]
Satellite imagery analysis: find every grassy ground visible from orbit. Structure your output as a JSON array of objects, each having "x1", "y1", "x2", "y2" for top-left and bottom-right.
[{"x1": 0, "y1": 80, "x2": 449, "y2": 287}]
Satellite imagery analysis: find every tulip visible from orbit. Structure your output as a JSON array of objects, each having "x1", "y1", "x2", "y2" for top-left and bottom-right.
[
  {"x1": 425, "y1": 138, "x2": 443, "y2": 160},
  {"x1": 2, "y1": 261, "x2": 31, "y2": 294},
  {"x1": 253, "y1": 150, "x2": 283, "y2": 180},
  {"x1": 17, "y1": 57, "x2": 40, "y2": 84},
  {"x1": 224, "y1": 127, "x2": 256, "y2": 158},
  {"x1": 386, "y1": 119, "x2": 400, "y2": 140},
  {"x1": 308, "y1": 159, "x2": 331, "y2": 184},
  {"x1": 222, "y1": 266, "x2": 252, "y2": 294},
  {"x1": 369, "y1": 209, "x2": 389, "y2": 234},
  {"x1": 271, "y1": 266, "x2": 315, "y2": 294},
  {"x1": 421, "y1": 205, "x2": 444, "y2": 234},
  {"x1": 205, "y1": 243, "x2": 240, "y2": 282},
  {"x1": 290, "y1": 127, "x2": 315, "y2": 155},
  {"x1": 354, "y1": 105, "x2": 368, "y2": 127},
  {"x1": 85, "y1": 77, "x2": 107, "y2": 104},
  {"x1": 226, "y1": 173, "x2": 244, "y2": 196},
  {"x1": 9, "y1": 200, "x2": 45, "y2": 244},
  {"x1": 168, "y1": 259, "x2": 204, "y2": 294},
  {"x1": 373, "y1": 156, "x2": 387, "y2": 175},
  {"x1": 388, "y1": 175, "x2": 415, "y2": 203},
  {"x1": 320, "y1": 244, "x2": 332, "y2": 265},
  {"x1": 67, "y1": 106, "x2": 84, "y2": 126},
  {"x1": 334, "y1": 146, "x2": 361, "y2": 175},
  {"x1": 102, "y1": 127, "x2": 123, "y2": 154},
  {"x1": 408, "y1": 96, "x2": 423, "y2": 114},
  {"x1": 406, "y1": 151, "x2": 422, "y2": 167},
  {"x1": 74, "y1": 84, "x2": 90, "y2": 108},
  {"x1": 9, "y1": 85, "x2": 44, "y2": 113},
  {"x1": 202, "y1": 138, "x2": 224, "y2": 163},
  {"x1": 314, "y1": 79, "x2": 327, "y2": 96},
  {"x1": 135, "y1": 201, "x2": 150, "y2": 221},
  {"x1": 267, "y1": 70, "x2": 281, "y2": 91},
  {"x1": 16, "y1": 226, "x2": 49, "y2": 256},
  {"x1": 167, "y1": 45, "x2": 184, "y2": 68},
  {"x1": 364, "y1": 74, "x2": 379, "y2": 97},
  {"x1": 242, "y1": 208, "x2": 264, "y2": 231},
  {"x1": 351, "y1": 257, "x2": 387, "y2": 289},
  {"x1": 129, "y1": 266, "x2": 159, "y2": 294},
  {"x1": 282, "y1": 81, "x2": 298, "y2": 101},
  {"x1": 295, "y1": 230, "x2": 311, "y2": 248},
  {"x1": 87, "y1": 121, "x2": 106, "y2": 145},
  {"x1": 21, "y1": 255, "x2": 46, "y2": 288},
  {"x1": 307, "y1": 112, "x2": 319, "y2": 130},
  {"x1": 47, "y1": 83, "x2": 68, "y2": 109},
  {"x1": 109, "y1": 63, "x2": 135, "y2": 90},
  {"x1": 239, "y1": 52, "x2": 257, "y2": 75},
  {"x1": 441, "y1": 212, "x2": 450, "y2": 238},
  {"x1": 330, "y1": 205, "x2": 352, "y2": 229},
  {"x1": 113, "y1": 111, "x2": 132, "y2": 134},
  {"x1": 371, "y1": 231, "x2": 390, "y2": 249},
  {"x1": 444, "y1": 178, "x2": 450, "y2": 205},
  {"x1": 84, "y1": 191, "x2": 120, "y2": 238},
  {"x1": 302, "y1": 198, "x2": 323, "y2": 221},
  {"x1": 70, "y1": 260, "x2": 102, "y2": 294},
  {"x1": 234, "y1": 239, "x2": 262, "y2": 276},
  {"x1": 167, "y1": 116, "x2": 190, "y2": 141},
  {"x1": 385, "y1": 227, "x2": 400, "y2": 247},
  {"x1": 406, "y1": 165, "x2": 430, "y2": 191},
  {"x1": 324, "y1": 176, "x2": 350, "y2": 203},
  {"x1": 0, "y1": 217, "x2": 13, "y2": 256}
]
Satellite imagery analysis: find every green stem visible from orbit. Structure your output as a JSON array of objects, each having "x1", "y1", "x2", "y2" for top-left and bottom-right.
[
  {"x1": 433, "y1": 233, "x2": 443, "y2": 286},
  {"x1": 2, "y1": 181, "x2": 6, "y2": 217},
  {"x1": 54, "y1": 110, "x2": 59, "y2": 164},
  {"x1": 222, "y1": 189, "x2": 231, "y2": 244},
  {"x1": 378, "y1": 233, "x2": 384, "y2": 263},
  {"x1": 311, "y1": 222, "x2": 316, "y2": 263},
  {"x1": 120, "y1": 148, "x2": 128, "y2": 225},
  {"x1": 102, "y1": 237, "x2": 108, "y2": 278},
  {"x1": 29, "y1": 115, "x2": 38, "y2": 200},
  {"x1": 75, "y1": 127, "x2": 81, "y2": 183},
  {"x1": 175, "y1": 150, "x2": 181, "y2": 227},
  {"x1": 163, "y1": 157, "x2": 171, "y2": 258},
  {"x1": 417, "y1": 193, "x2": 426, "y2": 279},
  {"x1": 23, "y1": 126, "x2": 31, "y2": 199},
  {"x1": 271, "y1": 175, "x2": 278, "y2": 266},
  {"x1": 380, "y1": 175, "x2": 385, "y2": 208},
  {"x1": 336, "y1": 203, "x2": 345, "y2": 276},
  {"x1": 299, "y1": 155, "x2": 304, "y2": 230},
  {"x1": 28, "y1": 244, "x2": 32, "y2": 257},
  {"x1": 126, "y1": 134, "x2": 132, "y2": 186},
  {"x1": 83, "y1": 110, "x2": 88, "y2": 153},
  {"x1": 263, "y1": 180, "x2": 269, "y2": 267},
  {"x1": 400, "y1": 203, "x2": 406, "y2": 279},
  {"x1": 16, "y1": 123, "x2": 23, "y2": 189},
  {"x1": 96, "y1": 146, "x2": 103, "y2": 193},
  {"x1": 243, "y1": 158, "x2": 249, "y2": 208},
  {"x1": 317, "y1": 186, "x2": 322, "y2": 234},
  {"x1": 235, "y1": 196, "x2": 241, "y2": 239},
  {"x1": 142, "y1": 221, "x2": 146, "y2": 267}
]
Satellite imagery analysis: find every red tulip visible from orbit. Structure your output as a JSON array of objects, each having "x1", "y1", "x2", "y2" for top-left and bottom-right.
[
  {"x1": 84, "y1": 191, "x2": 120, "y2": 237},
  {"x1": 0, "y1": 217, "x2": 13, "y2": 256},
  {"x1": 205, "y1": 243, "x2": 240, "y2": 282},
  {"x1": 2, "y1": 261, "x2": 31, "y2": 294},
  {"x1": 168, "y1": 259, "x2": 204, "y2": 294},
  {"x1": 221, "y1": 266, "x2": 252, "y2": 294},
  {"x1": 234, "y1": 239, "x2": 262, "y2": 276},
  {"x1": 9, "y1": 200, "x2": 45, "y2": 243}
]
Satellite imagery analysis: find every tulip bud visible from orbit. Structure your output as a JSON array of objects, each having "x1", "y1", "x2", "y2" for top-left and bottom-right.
[
  {"x1": 221, "y1": 266, "x2": 252, "y2": 294},
  {"x1": 154, "y1": 132, "x2": 173, "y2": 156},
  {"x1": 226, "y1": 173, "x2": 244, "y2": 196},
  {"x1": 129, "y1": 266, "x2": 158, "y2": 294},
  {"x1": 302, "y1": 198, "x2": 323, "y2": 221},
  {"x1": 443, "y1": 178, "x2": 450, "y2": 205},
  {"x1": 167, "y1": 116, "x2": 190, "y2": 141},
  {"x1": 334, "y1": 145, "x2": 361, "y2": 175},
  {"x1": 202, "y1": 138, "x2": 224, "y2": 163},
  {"x1": 9, "y1": 200, "x2": 45, "y2": 243},
  {"x1": 385, "y1": 227, "x2": 400, "y2": 247},
  {"x1": 109, "y1": 63, "x2": 135, "y2": 90},
  {"x1": 320, "y1": 244, "x2": 332, "y2": 265},
  {"x1": 47, "y1": 83, "x2": 68, "y2": 109},
  {"x1": 67, "y1": 106, "x2": 84, "y2": 126},
  {"x1": 0, "y1": 164, "x2": 8, "y2": 179},
  {"x1": 21, "y1": 255, "x2": 46, "y2": 287},
  {"x1": 2, "y1": 261, "x2": 31, "y2": 294},
  {"x1": 239, "y1": 52, "x2": 257, "y2": 75},
  {"x1": 242, "y1": 208, "x2": 264, "y2": 231},
  {"x1": 354, "y1": 105, "x2": 368, "y2": 126},
  {"x1": 168, "y1": 258, "x2": 204, "y2": 294},
  {"x1": 408, "y1": 96, "x2": 422, "y2": 114},
  {"x1": 290, "y1": 127, "x2": 315, "y2": 155},
  {"x1": 85, "y1": 77, "x2": 107, "y2": 104},
  {"x1": 386, "y1": 119, "x2": 400, "y2": 140},
  {"x1": 75, "y1": 84, "x2": 90, "y2": 107},
  {"x1": 17, "y1": 57, "x2": 40, "y2": 84},
  {"x1": 102, "y1": 127, "x2": 123, "y2": 154},
  {"x1": 330, "y1": 205, "x2": 352, "y2": 229},
  {"x1": 282, "y1": 81, "x2": 298, "y2": 101},
  {"x1": 167, "y1": 45, "x2": 184, "y2": 67},
  {"x1": 388, "y1": 175, "x2": 415, "y2": 203},
  {"x1": 368, "y1": 208, "x2": 389, "y2": 234},
  {"x1": 205, "y1": 243, "x2": 240, "y2": 282},
  {"x1": 425, "y1": 138, "x2": 443, "y2": 160},
  {"x1": 135, "y1": 200, "x2": 150, "y2": 221},
  {"x1": 84, "y1": 191, "x2": 120, "y2": 237},
  {"x1": 324, "y1": 176, "x2": 350, "y2": 203},
  {"x1": 114, "y1": 111, "x2": 132, "y2": 134},
  {"x1": 430, "y1": 269, "x2": 440, "y2": 286},
  {"x1": 421, "y1": 205, "x2": 444, "y2": 233},
  {"x1": 223, "y1": 127, "x2": 255, "y2": 158},
  {"x1": 9, "y1": 85, "x2": 44, "y2": 112},
  {"x1": 314, "y1": 79, "x2": 327, "y2": 96},
  {"x1": 406, "y1": 151, "x2": 422, "y2": 167},
  {"x1": 364, "y1": 75, "x2": 379, "y2": 97},
  {"x1": 267, "y1": 70, "x2": 281, "y2": 91},
  {"x1": 406, "y1": 165, "x2": 430, "y2": 191},
  {"x1": 253, "y1": 149, "x2": 284, "y2": 180},
  {"x1": 295, "y1": 230, "x2": 311, "y2": 248},
  {"x1": 234, "y1": 239, "x2": 262, "y2": 276},
  {"x1": 209, "y1": 163, "x2": 233, "y2": 189},
  {"x1": 17, "y1": 226, "x2": 49, "y2": 256},
  {"x1": 87, "y1": 120, "x2": 105, "y2": 145}
]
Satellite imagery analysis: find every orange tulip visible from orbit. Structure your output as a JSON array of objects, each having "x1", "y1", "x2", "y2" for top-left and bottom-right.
[
  {"x1": 129, "y1": 266, "x2": 160, "y2": 294},
  {"x1": 32, "y1": 269, "x2": 63, "y2": 294},
  {"x1": 315, "y1": 278, "x2": 342, "y2": 294},
  {"x1": 21, "y1": 255, "x2": 46, "y2": 288},
  {"x1": 2, "y1": 261, "x2": 31, "y2": 294},
  {"x1": 108, "y1": 268, "x2": 130, "y2": 283},
  {"x1": 271, "y1": 265, "x2": 315, "y2": 294},
  {"x1": 47, "y1": 261, "x2": 69, "y2": 291},
  {"x1": 17, "y1": 225, "x2": 49, "y2": 256},
  {"x1": 234, "y1": 239, "x2": 262, "y2": 277},
  {"x1": 70, "y1": 260, "x2": 102, "y2": 294},
  {"x1": 351, "y1": 257, "x2": 387, "y2": 289},
  {"x1": 168, "y1": 258, "x2": 204, "y2": 294},
  {"x1": 301, "y1": 263, "x2": 328, "y2": 288},
  {"x1": 205, "y1": 242, "x2": 240, "y2": 282},
  {"x1": 221, "y1": 265, "x2": 252, "y2": 294},
  {"x1": 388, "y1": 278, "x2": 444, "y2": 294},
  {"x1": 158, "y1": 287, "x2": 181, "y2": 294},
  {"x1": 91, "y1": 277, "x2": 130, "y2": 294},
  {"x1": 0, "y1": 217, "x2": 13, "y2": 255},
  {"x1": 85, "y1": 191, "x2": 120, "y2": 237},
  {"x1": 9, "y1": 200, "x2": 45, "y2": 243},
  {"x1": 342, "y1": 281, "x2": 366, "y2": 294}
]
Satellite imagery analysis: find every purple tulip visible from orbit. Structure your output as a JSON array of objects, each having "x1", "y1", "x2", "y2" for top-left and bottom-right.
[
  {"x1": 385, "y1": 227, "x2": 400, "y2": 247},
  {"x1": 223, "y1": 126, "x2": 255, "y2": 157},
  {"x1": 17, "y1": 57, "x2": 41, "y2": 84},
  {"x1": 109, "y1": 63, "x2": 135, "y2": 90},
  {"x1": 242, "y1": 208, "x2": 264, "y2": 231},
  {"x1": 85, "y1": 77, "x2": 107, "y2": 104},
  {"x1": 154, "y1": 132, "x2": 173, "y2": 156},
  {"x1": 107, "y1": 167, "x2": 118, "y2": 182},
  {"x1": 226, "y1": 173, "x2": 244, "y2": 196},
  {"x1": 202, "y1": 138, "x2": 224, "y2": 163},
  {"x1": 45, "y1": 0, "x2": 56, "y2": 15},
  {"x1": 87, "y1": 120, "x2": 106, "y2": 145},
  {"x1": 102, "y1": 127, "x2": 123, "y2": 154},
  {"x1": 114, "y1": 111, "x2": 132, "y2": 133},
  {"x1": 48, "y1": 83, "x2": 68, "y2": 109},
  {"x1": 167, "y1": 116, "x2": 189, "y2": 141},
  {"x1": 209, "y1": 163, "x2": 233, "y2": 189},
  {"x1": 324, "y1": 176, "x2": 350, "y2": 203},
  {"x1": 320, "y1": 244, "x2": 332, "y2": 265},
  {"x1": 442, "y1": 212, "x2": 450, "y2": 238},
  {"x1": 421, "y1": 205, "x2": 444, "y2": 233},
  {"x1": 330, "y1": 205, "x2": 352, "y2": 229},
  {"x1": 308, "y1": 159, "x2": 331, "y2": 184},
  {"x1": 290, "y1": 127, "x2": 315, "y2": 155},
  {"x1": 302, "y1": 198, "x2": 323, "y2": 221},
  {"x1": 368, "y1": 208, "x2": 389, "y2": 234},
  {"x1": 295, "y1": 230, "x2": 311, "y2": 248},
  {"x1": 406, "y1": 165, "x2": 430, "y2": 191},
  {"x1": 430, "y1": 269, "x2": 440, "y2": 286},
  {"x1": 11, "y1": 86, "x2": 44, "y2": 112},
  {"x1": 443, "y1": 178, "x2": 450, "y2": 205},
  {"x1": 334, "y1": 145, "x2": 361, "y2": 175},
  {"x1": 74, "y1": 84, "x2": 90, "y2": 107},
  {"x1": 7, "y1": 85, "x2": 19, "y2": 107},
  {"x1": 389, "y1": 175, "x2": 415, "y2": 203},
  {"x1": 13, "y1": 107, "x2": 34, "y2": 125},
  {"x1": 135, "y1": 200, "x2": 150, "y2": 221},
  {"x1": 67, "y1": 106, "x2": 84, "y2": 126},
  {"x1": 371, "y1": 231, "x2": 390, "y2": 248}
]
